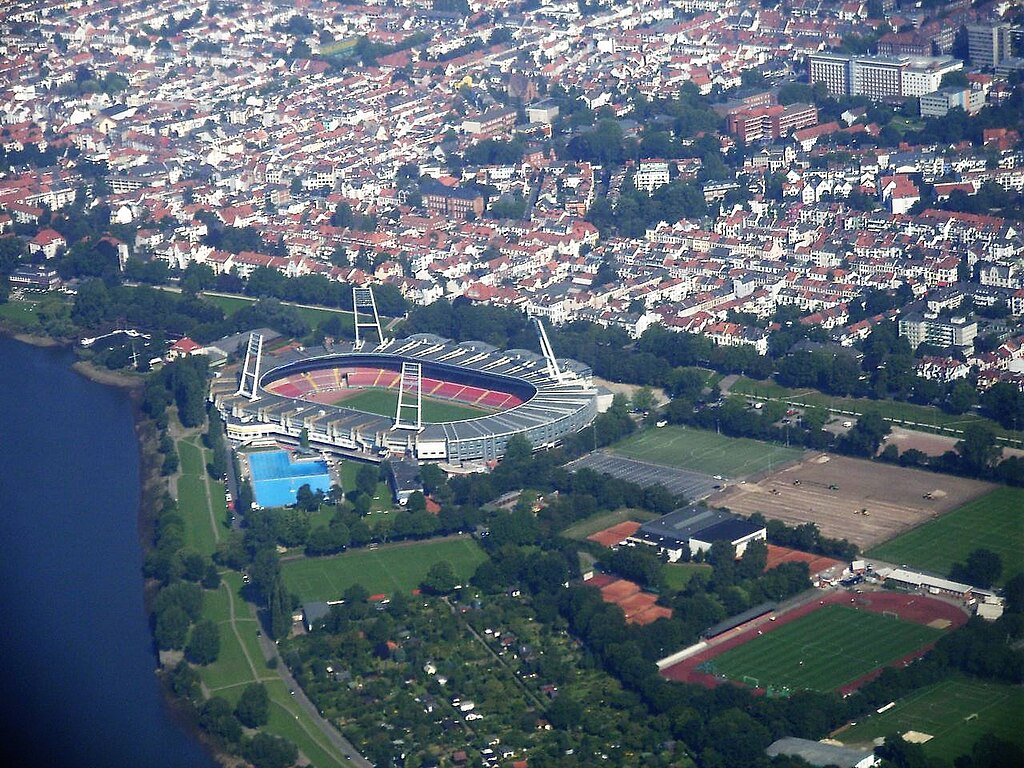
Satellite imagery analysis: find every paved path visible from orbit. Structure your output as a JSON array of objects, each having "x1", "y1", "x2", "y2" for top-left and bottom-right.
[{"x1": 253, "y1": 617, "x2": 370, "y2": 767}]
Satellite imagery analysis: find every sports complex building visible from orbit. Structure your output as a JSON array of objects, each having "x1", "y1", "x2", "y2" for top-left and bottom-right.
[{"x1": 209, "y1": 302, "x2": 599, "y2": 465}]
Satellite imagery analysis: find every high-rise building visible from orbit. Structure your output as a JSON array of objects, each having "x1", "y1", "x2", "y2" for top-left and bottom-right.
[
  {"x1": 901, "y1": 56, "x2": 963, "y2": 97},
  {"x1": 966, "y1": 23, "x2": 1013, "y2": 68},
  {"x1": 810, "y1": 53, "x2": 964, "y2": 101},
  {"x1": 851, "y1": 56, "x2": 906, "y2": 100},
  {"x1": 808, "y1": 53, "x2": 851, "y2": 96}
]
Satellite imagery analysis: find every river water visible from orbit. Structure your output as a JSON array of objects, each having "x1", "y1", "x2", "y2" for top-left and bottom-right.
[{"x1": 0, "y1": 335, "x2": 216, "y2": 767}]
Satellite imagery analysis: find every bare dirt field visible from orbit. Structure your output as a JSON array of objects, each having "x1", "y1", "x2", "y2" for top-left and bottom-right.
[
  {"x1": 710, "y1": 454, "x2": 994, "y2": 549},
  {"x1": 884, "y1": 426, "x2": 1024, "y2": 460}
]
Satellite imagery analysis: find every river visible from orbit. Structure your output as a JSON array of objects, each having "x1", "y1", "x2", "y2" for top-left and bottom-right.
[{"x1": 0, "y1": 335, "x2": 217, "y2": 767}]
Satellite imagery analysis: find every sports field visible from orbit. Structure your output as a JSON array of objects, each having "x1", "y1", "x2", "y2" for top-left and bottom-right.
[
  {"x1": 560, "y1": 508, "x2": 659, "y2": 541},
  {"x1": 336, "y1": 387, "x2": 490, "y2": 423},
  {"x1": 867, "y1": 487, "x2": 1024, "y2": 586},
  {"x1": 839, "y1": 678, "x2": 1024, "y2": 761},
  {"x1": 707, "y1": 605, "x2": 941, "y2": 692},
  {"x1": 281, "y1": 536, "x2": 488, "y2": 601},
  {"x1": 612, "y1": 425, "x2": 805, "y2": 478}
]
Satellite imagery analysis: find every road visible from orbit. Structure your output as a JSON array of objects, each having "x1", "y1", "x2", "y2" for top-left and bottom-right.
[{"x1": 253, "y1": 621, "x2": 371, "y2": 767}]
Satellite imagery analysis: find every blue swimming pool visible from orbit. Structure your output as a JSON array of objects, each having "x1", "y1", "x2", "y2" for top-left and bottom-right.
[{"x1": 248, "y1": 450, "x2": 331, "y2": 508}]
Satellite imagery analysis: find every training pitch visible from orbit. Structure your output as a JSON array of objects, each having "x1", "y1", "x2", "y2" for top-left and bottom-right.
[
  {"x1": 868, "y1": 486, "x2": 1024, "y2": 585},
  {"x1": 838, "y1": 678, "x2": 1024, "y2": 760},
  {"x1": 612, "y1": 425, "x2": 805, "y2": 479},
  {"x1": 332, "y1": 387, "x2": 491, "y2": 423},
  {"x1": 281, "y1": 536, "x2": 488, "y2": 601},
  {"x1": 712, "y1": 454, "x2": 994, "y2": 549},
  {"x1": 707, "y1": 604, "x2": 942, "y2": 692}
]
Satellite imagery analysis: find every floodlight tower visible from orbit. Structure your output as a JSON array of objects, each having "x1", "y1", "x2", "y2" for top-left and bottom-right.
[
  {"x1": 352, "y1": 286, "x2": 387, "y2": 351},
  {"x1": 393, "y1": 361, "x2": 423, "y2": 431},
  {"x1": 532, "y1": 316, "x2": 565, "y2": 383},
  {"x1": 236, "y1": 332, "x2": 264, "y2": 401}
]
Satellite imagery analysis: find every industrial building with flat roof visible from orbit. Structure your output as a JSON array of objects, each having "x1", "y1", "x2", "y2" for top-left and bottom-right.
[{"x1": 627, "y1": 506, "x2": 766, "y2": 562}]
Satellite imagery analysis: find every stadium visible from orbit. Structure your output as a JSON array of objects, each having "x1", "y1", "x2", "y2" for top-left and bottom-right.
[{"x1": 210, "y1": 318, "x2": 599, "y2": 465}]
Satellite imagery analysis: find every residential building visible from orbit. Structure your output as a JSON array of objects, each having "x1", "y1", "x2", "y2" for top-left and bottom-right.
[
  {"x1": 898, "y1": 313, "x2": 978, "y2": 349},
  {"x1": 634, "y1": 160, "x2": 671, "y2": 193},
  {"x1": 919, "y1": 87, "x2": 986, "y2": 117},
  {"x1": 966, "y1": 22, "x2": 1014, "y2": 68}
]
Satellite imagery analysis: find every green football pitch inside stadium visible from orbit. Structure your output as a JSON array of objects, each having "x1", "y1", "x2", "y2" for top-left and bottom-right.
[
  {"x1": 334, "y1": 387, "x2": 491, "y2": 423},
  {"x1": 868, "y1": 487, "x2": 1024, "y2": 586},
  {"x1": 706, "y1": 605, "x2": 941, "y2": 692},
  {"x1": 612, "y1": 425, "x2": 805, "y2": 478},
  {"x1": 281, "y1": 537, "x2": 488, "y2": 601}
]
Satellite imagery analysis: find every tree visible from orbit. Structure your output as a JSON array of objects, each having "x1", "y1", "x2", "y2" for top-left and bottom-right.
[
  {"x1": 631, "y1": 386, "x2": 657, "y2": 414},
  {"x1": 235, "y1": 682, "x2": 270, "y2": 728},
  {"x1": 241, "y1": 732, "x2": 298, "y2": 768},
  {"x1": 167, "y1": 660, "x2": 201, "y2": 701},
  {"x1": 200, "y1": 697, "x2": 242, "y2": 744},
  {"x1": 421, "y1": 560, "x2": 458, "y2": 595},
  {"x1": 956, "y1": 424, "x2": 1002, "y2": 477},
  {"x1": 355, "y1": 463, "x2": 379, "y2": 497},
  {"x1": 950, "y1": 548, "x2": 1003, "y2": 589},
  {"x1": 185, "y1": 619, "x2": 221, "y2": 665},
  {"x1": 154, "y1": 604, "x2": 190, "y2": 650}
]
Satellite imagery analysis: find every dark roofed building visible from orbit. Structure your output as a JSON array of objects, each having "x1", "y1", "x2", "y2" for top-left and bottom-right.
[
  {"x1": 627, "y1": 505, "x2": 766, "y2": 562},
  {"x1": 387, "y1": 457, "x2": 422, "y2": 506}
]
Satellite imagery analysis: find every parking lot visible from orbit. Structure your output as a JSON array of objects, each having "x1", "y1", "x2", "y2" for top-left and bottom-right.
[{"x1": 566, "y1": 451, "x2": 723, "y2": 501}]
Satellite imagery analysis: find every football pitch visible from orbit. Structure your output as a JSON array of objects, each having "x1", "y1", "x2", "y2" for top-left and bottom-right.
[
  {"x1": 335, "y1": 388, "x2": 490, "y2": 423},
  {"x1": 840, "y1": 678, "x2": 1024, "y2": 761},
  {"x1": 707, "y1": 605, "x2": 941, "y2": 692},
  {"x1": 867, "y1": 487, "x2": 1024, "y2": 586},
  {"x1": 281, "y1": 537, "x2": 488, "y2": 601},
  {"x1": 612, "y1": 425, "x2": 805, "y2": 478}
]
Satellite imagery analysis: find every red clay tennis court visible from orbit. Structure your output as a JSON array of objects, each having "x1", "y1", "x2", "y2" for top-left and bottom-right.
[{"x1": 587, "y1": 521, "x2": 642, "y2": 548}]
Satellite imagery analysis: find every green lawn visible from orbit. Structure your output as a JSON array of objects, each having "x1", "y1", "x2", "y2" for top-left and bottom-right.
[
  {"x1": 707, "y1": 605, "x2": 942, "y2": 692},
  {"x1": 612, "y1": 425, "x2": 805, "y2": 478},
  {"x1": 199, "y1": 292, "x2": 354, "y2": 332},
  {"x1": 176, "y1": 439, "x2": 222, "y2": 557},
  {"x1": 867, "y1": 487, "x2": 1024, "y2": 586},
  {"x1": 730, "y1": 377, "x2": 1021, "y2": 446},
  {"x1": 281, "y1": 537, "x2": 488, "y2": 601},
  {"x1": 560, "y1": 508, "x2": 658, "y2": 541},
  {"x1": 338, "y1": 387, "x2": 491, "y2": 423},
  {"x1": 336, "y1": 460, "x2": 393, "y2": 513},
  {"x1": 0, "y1": 298, "x2": 42, "y2": 331},
  {"x1": 662, "y1": 562, "x2": 712, "y2": 592},
  {"x1": 839, "y1": 677, "x2": 1024, "y2": 763}
]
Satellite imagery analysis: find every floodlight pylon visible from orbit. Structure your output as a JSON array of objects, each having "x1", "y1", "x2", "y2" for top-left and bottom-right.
[
  {"x1": 237, "y1": 332, "x2": 264, "y2": 400},
  {"x1": 394, "y1": 361, "x2": 423, "y2": 431},
  {"x1": 353, "y1": 286, "x2": 387, "y2": 351}
]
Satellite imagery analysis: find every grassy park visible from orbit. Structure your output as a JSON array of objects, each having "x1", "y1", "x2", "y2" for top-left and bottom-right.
[
  {"x1": 176, "y1": 437, "x2": 225, "y2": 557},
  {"x1": 172, "y1": 432, "x2": 352, "y2": 767},
  {"x1": 840, "y1": 677, "x2": 1024, "y2": 761},
  {"x1": 662, "y1": 562, "x2": 712, "y2": 592},
  {"x1": 337, "y1": 387, "x2": 490, "y2": 422},
  {"x1": 199, "y1": 291, "x2": 354, "y2": 332},
  {"x1": 867, "y1": 487, "x2": 1024, "y2": 585},
  {"x1": 612, "y1": 424, "x2": 805, "y2": 478},
  {"x1": 730, "y1": 377, "x2": 1020, "y2": 446},
  {"x1": 281, "y1": 536, "x2": 488, "y2": 601},
  {"x1": 707, "y1": 605, "x2": 941, "y2": 692}
]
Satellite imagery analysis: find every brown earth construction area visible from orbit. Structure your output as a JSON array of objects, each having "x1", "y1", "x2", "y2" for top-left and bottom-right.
[{"x1": 711, "y1": 454, "x2": 993, "y2": 549}]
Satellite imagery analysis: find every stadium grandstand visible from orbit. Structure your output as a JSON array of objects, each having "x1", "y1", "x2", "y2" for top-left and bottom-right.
[{"x1": 210, "y1": 324, "x2": 599, "y2": 465}]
